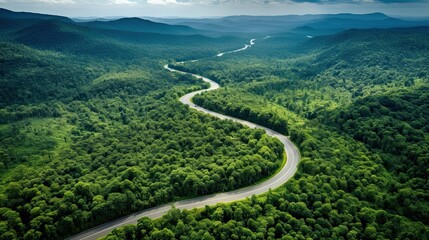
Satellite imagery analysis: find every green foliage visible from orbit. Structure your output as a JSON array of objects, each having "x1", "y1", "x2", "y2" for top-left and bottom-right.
[
  {"x1": 1, "y1": 12, "x2": 429, "y2": 240},
  {"x1": 0, "y1": 42, "x2": 101, "y2": 107},
  {"x1": 0, "y1": 17, "x2": 280, "y2": 239},
  {"x1": 105, "y1": 187, "x2": 428, "y2": 239},
  {"x1": 0, "y1": 71, "x2": 283, "y2": 239},
  {"x1": 193, "y1": 89, "x2": 289, "y2": 135},
  {"x1": 104, "y1": 27, "x2": 429, "y2": 239}
]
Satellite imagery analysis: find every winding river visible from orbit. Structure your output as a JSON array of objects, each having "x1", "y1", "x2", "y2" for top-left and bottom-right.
[{"x1": 67, "y1": 39, "x2": 300, "y2": 240}]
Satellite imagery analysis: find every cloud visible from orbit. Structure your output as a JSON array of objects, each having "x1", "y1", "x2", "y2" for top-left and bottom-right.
[
  {"x1": 4, "y1": 0, "x2": 425, "y2": 5},
  {"x1": 147, "y1": 0, "x2": 191, "y2": 5},
  {"x1": 0, "y1": 0, "x2": 76, "y2": 3},
  {"x1": 113, "y1": 0, "x2": 137, "y2": 5},
  {"x1": 37, "y1": 0, "x2": 75, "y2": 3},
  {"x1": 373, "y1": 0, "x2": 428, "y2": 2},
  {"x1": 146, "y1": 0, "x2": 429, "y2": 5},
  {"x1": 288, "y1": 0, "x2": 428, "y2": 3}
]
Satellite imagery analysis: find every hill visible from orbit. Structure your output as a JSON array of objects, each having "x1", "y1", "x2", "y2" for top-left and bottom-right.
[
  {"x1": 79, "y1": 17, "x2": 199, "y2": 35},
  {"x1": 0, "y1": 8, "x2": 73, "y2": 33},
  {"x1": 0, "y1": 8, "x2": 71, "y2": 22},
  {"x1": 0, "y1": 17, "x2": 244, "y2": 107},
  {"x1": 295, "y1": 26, "x2": 429, "y2": 65},
  {"x1": 0, "y1": 9, "x2": 200, "y2": 36},
  {"x1": 2, "y1": 18, "x2": 243, "y2": 61},
  {"x1": 153, "y1": 13, "x2": 429, "y2": 34}
]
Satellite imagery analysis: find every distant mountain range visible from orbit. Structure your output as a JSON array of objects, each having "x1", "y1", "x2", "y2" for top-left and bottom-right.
[
  {"x1": 0, "y1": 8, "x2": 201, "y2": 36},
  {"x1": 150, "y1": 13, "x2": 429, "y2": 35},
  {"x1": 0, "y1": 8, "x2": 244, "y2": 61},
  {"x1": 6, "y1": 19, "x2": 237, "y2": 54},
  {"x1": 1, "y1": 8, "x2": 429, "y2": 39}
]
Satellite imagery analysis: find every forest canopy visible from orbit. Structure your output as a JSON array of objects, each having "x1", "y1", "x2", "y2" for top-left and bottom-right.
[
  {"x1": 0, "y1": 12, "x2": 428, "y2": 240},
  {"x1": 104, "y1": 27, "x2": 429, "y2": 239}
]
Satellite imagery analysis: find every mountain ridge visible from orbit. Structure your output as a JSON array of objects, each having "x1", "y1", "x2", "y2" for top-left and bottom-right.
[
  {"x1": 0, "y1": 8, "x2": 72, "y2": 22},
  {"x1": 152, "y1": 12, "x2": 429, "y2": 34},
  {"x1": 79, "y1": 17, "x2": 199, "y2": 35}
]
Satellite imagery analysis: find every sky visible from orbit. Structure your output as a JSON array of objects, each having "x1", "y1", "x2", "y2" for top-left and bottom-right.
[{"x1": 1, "y1": 0, "x2": 429, "y2": 18}]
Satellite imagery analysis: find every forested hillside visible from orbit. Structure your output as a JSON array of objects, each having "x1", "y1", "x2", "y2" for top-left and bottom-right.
[
  {"x1": 0, "y1": 16, "x2": 285, "y2": 239},
  {"x1": 105, "y1": 27, "x2": 429, "y2": 239}
]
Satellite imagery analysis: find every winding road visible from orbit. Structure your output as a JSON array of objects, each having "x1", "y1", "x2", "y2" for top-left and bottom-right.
[
  {"x1": 67, "y1": 39, "x2": 300, "y2": 240},
  {"x1": 217, "y1": 38, "x2": 256, "y2": 57}
]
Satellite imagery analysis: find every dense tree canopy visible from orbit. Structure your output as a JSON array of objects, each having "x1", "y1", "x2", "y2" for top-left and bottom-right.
[
  {"x1": 105, "y1": 27, "x2": 428, "y2": 239},
  {"x1": 0, "y1": 18, "x2": 283, "y2": 239},
  {"x1": 1, "y1": 15, "x2": 428, "y2": 240}
]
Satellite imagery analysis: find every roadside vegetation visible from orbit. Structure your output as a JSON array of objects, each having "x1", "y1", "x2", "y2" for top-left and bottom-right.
[
  {"x1": 0, "y1": 18, "x2": 284, "y2": 239},
  {"x1": 104, "y1": 27, "x2": 429, "y2": 239},
  {"x1": 0, "y1": 9, "x2": 428, "y2": 239}
]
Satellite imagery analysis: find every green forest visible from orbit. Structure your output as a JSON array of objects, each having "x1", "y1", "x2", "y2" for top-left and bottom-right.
[
  {"x1": 1, "y1": 8, "x2": 428, "y2": 240},
  {"x1": 0, "y1": 16, "x2": 285, "y2": 239},
  {"x1": 105, "y1": 27, "x2": 429, "y2": 239}
]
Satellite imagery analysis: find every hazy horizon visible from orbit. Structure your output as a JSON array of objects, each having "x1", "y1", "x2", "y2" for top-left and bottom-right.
[{"x1": 1, "y1": 0, "x2": 429, "y2": 18}]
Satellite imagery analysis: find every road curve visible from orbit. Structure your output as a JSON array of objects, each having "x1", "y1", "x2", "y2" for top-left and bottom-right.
[{"x1": 67, "y1": 41, "x2": 300, "y2": 240}]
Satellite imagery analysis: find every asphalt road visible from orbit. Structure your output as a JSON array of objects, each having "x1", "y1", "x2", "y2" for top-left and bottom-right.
[{"x1": 66, "y1": 43, "x2": 300, "y2": 240}]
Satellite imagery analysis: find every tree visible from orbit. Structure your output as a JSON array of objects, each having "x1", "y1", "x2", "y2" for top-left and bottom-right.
[{"x1": 149, "y1": 228, "x2": 175, "y2": 240}]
